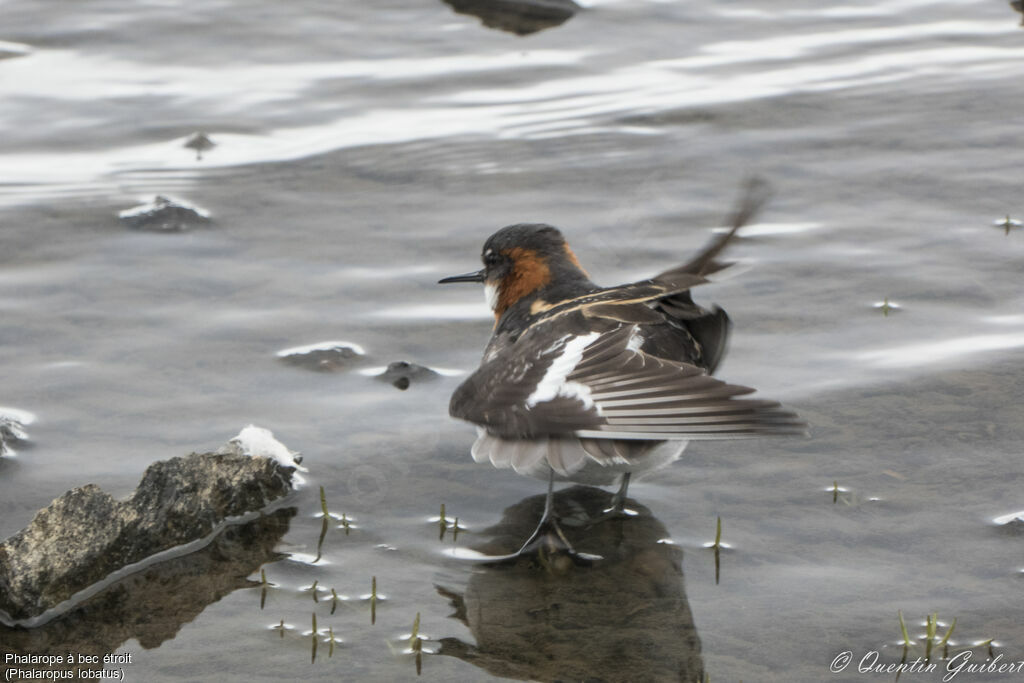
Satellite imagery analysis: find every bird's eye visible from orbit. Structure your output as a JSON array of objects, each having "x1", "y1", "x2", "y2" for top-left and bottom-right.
[{"x1": 484, "y1": 252, "x2": 501, "y2": 267}]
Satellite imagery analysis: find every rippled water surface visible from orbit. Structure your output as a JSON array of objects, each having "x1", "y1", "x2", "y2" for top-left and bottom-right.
[{"x1": 2, "y1": 0, "x2": 1023, "y2": 681}]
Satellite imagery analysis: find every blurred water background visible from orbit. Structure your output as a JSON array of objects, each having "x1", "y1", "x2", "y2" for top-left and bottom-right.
[{"x1": 1, "y1": 0, "x2": 1023, "y2": 680}]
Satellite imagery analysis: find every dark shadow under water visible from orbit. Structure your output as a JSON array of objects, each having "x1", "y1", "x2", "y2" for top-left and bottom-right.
[{"x1": 436, "y1": 486, "x2": 704, "y2": 682}]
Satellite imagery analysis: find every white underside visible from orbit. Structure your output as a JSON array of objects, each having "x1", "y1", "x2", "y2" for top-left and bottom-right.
[{"x1": 470, "y1": 429, "x2": 687, "y2": 486}]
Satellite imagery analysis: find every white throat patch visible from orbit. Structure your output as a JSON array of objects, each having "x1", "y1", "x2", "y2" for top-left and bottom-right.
[{"x1": 484, "y1": 282, "x2": 499, "y2": 311}]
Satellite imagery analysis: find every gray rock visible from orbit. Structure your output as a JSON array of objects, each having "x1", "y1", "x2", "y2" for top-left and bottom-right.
[
  {"x1": 118, "y1": 195, "x2": 211, "y2": 232},
  {"x1": 276, "y1": 340, "x2": 366, "y2": 372},
  {"x1": 376, "y1": 361, "x2": 441, "y2": 390},
  {"x1": 0, "y1": 41, "x2": 31, "y2": 61},
  {"x1": 0, "y1": 451, "x2": 295, "y2": 625},
  {"x1": 0, "y1": 508, "x2": 293, "y2": 659},
  {"x1": 994, "y1": 510, "x2": 1024, "y2": 535},
  {"x1": 441, "y1": 0, "x2": 580, "y2": 35},
  {"x1": 0, "y1": 411, "x2": 33, "y2": 457}
]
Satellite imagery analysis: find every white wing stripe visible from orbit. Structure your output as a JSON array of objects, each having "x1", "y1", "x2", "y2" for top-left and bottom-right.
[{"x1": 525, "y1": 332, "x2": 600, "y2": 408}]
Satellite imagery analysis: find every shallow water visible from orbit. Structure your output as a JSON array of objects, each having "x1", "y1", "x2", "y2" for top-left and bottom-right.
[{"x1": 2, "y1": 0, "x2": 1024, "y2": 680}]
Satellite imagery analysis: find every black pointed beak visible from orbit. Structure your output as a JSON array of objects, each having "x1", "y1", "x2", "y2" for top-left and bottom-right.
[{"x1": 438, "y1": 269, "x2": 486, "y2": 284}]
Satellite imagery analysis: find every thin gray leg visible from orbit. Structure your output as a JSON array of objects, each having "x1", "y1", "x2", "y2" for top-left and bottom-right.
[
  {"x1": 514, "y1": 468, "x2": 575, "y2": 556},
  {"x1": 607, "y1": 472, "x2": 631, "y2": 513}
]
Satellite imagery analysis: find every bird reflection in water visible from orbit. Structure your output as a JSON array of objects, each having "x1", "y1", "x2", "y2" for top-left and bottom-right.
[{"x1": 436, "y1": 486, "x2": 704, "y2": 682}]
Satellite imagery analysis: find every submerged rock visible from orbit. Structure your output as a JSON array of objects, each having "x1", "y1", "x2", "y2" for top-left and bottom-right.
[
  {"x1": 441, "y1": 0, "x2": 580, "y2": 35},
  {"x1": 276, "y1": 340, "x2": 366, "y2": 372},
  {"x1": 0, "y1": 40, "x2": 31, "y2": 60},
  {"x1": 118, "y1": 195, "x2": 211, "y2": 232},
  {"x1": 994, "y1": 510, "x2": 1024, "y2": 534},
  {"x1": 374, "y1": 361, "x2": 441, "y2": 390},
  {"x1": 0, "y1": 406, "x2": 35, "y2": 457},
  {"x1": 360, "y1": 361, "x2": 462, "y2": 390},
  {"x1": 0, "y1": 435, "x2": 298, "y2": 625}
]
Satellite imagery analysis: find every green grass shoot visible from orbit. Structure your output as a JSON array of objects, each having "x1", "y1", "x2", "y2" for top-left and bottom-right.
[
  {"x1": 311, "y1": 612, "x2": 318, "y2": 663},
  {"x1": 898, "y1": 610, "x2": 911, "y2": 647},
  {"x1": 712, "y1": 516, "x2": 722, "y2": 585},
  {"x1": 371, "y1": 576, "x2": 378, "y2": 625},
  {"x1": 925, "y1": 612, "x2": 937, "y2": 660},
  {"x1": 939, "y1": 617, "x2": 956, "y2": 658},
  {"x1": 319, "y1": 486, "x2": 329, "y2": 517},
  {"x1": 411, "y1": 611, "x2": 423, "y2": 676},
  {"x1": 410, "y1": 611, "x2": 421, "y2": 648}
]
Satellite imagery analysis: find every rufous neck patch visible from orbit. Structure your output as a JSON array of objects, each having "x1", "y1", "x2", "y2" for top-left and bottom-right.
[
  {"x1": 494, "y1": 247, "x2": 552, "y2": 319},
  {"x1": 563, "y1": 243, "x2": 588, "y2": 277}
]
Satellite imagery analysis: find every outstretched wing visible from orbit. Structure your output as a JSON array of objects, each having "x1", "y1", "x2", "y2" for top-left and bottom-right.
[
  {"x1": 529, "y1": 177, "x2": 770, "y2": 327},
  {"x1": 450, "y1": 322, "x2": 804, "y2": 440}
]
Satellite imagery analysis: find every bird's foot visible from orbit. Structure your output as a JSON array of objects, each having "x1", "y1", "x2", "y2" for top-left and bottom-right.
[
  {"x1": 467, "y1": 513, "x2": 601, "y2": 568},
  {"x1": 585, "y1": 481, "x2": 638, "y2": 526},
  {"x1": 585, "y1": 503, "x2": 639, "y2": 527},
  {"x1": 582, "y1": 505, "x2": 638, "y2": 528},
  {"x1": 517, "y1": 514, "x2": 599, "y2": 566}
]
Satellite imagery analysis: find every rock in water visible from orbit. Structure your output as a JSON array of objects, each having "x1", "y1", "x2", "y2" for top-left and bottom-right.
[
  {"x1": 0, "y1": 41, "x2": 31, "y2": 60},
  {"x1": 0, "y1": 407, "x2": 35, "y2": 457},
  {"x1": 358, "y1": 361, "x2": 462, "y2": 390},
  {"x1": 441, "y1": 0, "x2": 579, "y2": 35},
  {"x1": 276, "y1": 340, "x2": 366, "y2": 372},
  {"x1": 376, "y1": 361, "x2": 441, "y2": 390},
  {"x1": 118, "y1": 195, "x2": 211, "y2": 232},
  {"x1": 0, "y1": 448, "x2": 296, "y2": 625},
  {"x1": 0, "y1": 508, "x2": 294, "y2": 657},
  {"x1": 994, "y1": 510, "x2": 1024, "y2": 534}
]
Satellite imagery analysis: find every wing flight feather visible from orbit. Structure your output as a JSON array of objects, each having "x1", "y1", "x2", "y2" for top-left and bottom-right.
[{"x1": 450, "y1": 322, "x2": 804, "y2": 440}]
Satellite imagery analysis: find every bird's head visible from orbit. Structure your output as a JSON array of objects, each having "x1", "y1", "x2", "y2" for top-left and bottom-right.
[{"x1": 439, "y1": 223, "x2": 589, "y2": 320}]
